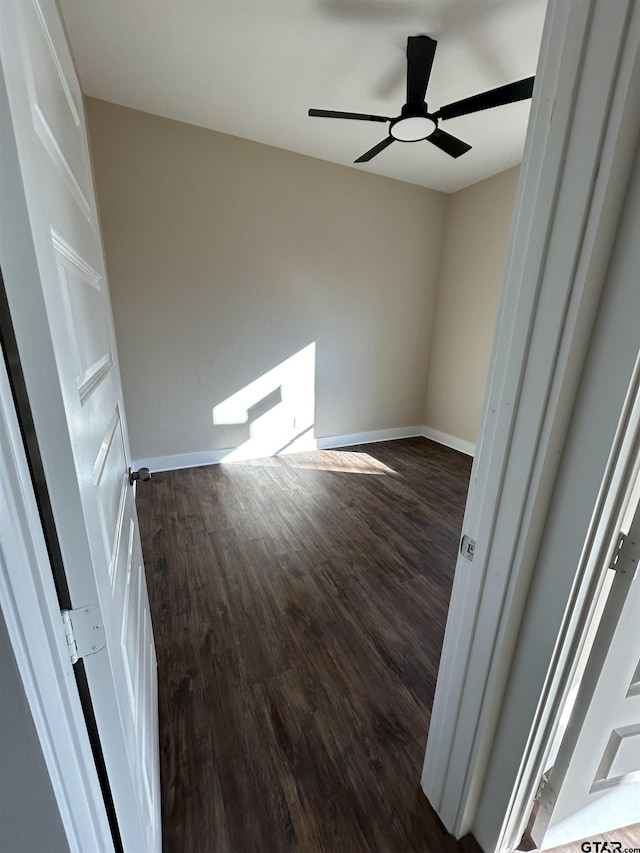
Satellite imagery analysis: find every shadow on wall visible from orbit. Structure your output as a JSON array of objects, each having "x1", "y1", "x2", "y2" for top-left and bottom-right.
[{"x1": 212, "y1": 343, "x2": 317, "y2": 462}]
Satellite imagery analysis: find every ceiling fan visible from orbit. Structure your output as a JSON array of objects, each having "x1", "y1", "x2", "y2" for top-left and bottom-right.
[{"x1": 309, "y1": 35, "x2": 535, "y2": 163}]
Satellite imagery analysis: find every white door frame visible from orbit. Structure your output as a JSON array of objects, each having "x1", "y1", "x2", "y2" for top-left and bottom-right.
[
  {"x1": 479, "y1": 121, "x2": 640, "y2": 852},
  {"x1": 504, "y1": 354, "x2": 640, "y2": 852},
  {"x1": 0, "y1": 319, "x2": 113, "y2": 852},
  {"x1": 423, "y1": 0, "x2": 640, "y2": 845}
]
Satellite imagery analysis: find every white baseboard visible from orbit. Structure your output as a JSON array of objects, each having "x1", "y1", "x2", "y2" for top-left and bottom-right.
[
  {"x1": 316, "y1": 425, "x2": 423, "y2": 450},
  {"x1": 419, "y1": 426, "x2": 475, "y2": 457},
  {"x1": 135, "y1": 425, "x2": 474, "y2": 473},
  {"x1": 133, "y1": 449, "x2": 229, "y2": 473}
]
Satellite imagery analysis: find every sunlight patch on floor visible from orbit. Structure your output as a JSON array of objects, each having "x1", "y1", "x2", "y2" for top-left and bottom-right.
[{"x1": 227, "y1": 448, "x2": 396, "y2": 476}]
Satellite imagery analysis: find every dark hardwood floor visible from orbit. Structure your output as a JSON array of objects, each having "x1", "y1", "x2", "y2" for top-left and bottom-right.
[{"x1": 137, "y1": 437, "x2": 479, "y2": 852}]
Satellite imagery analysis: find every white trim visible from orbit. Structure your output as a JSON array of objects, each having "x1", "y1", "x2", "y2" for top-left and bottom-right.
[
  {"x1": 134, "y1": 425, "x2": 472, "y2": 473},
  {"x1": 0, "y1": 348, "x2": 113, "y2": 852},
  {"x1": 422, "y1": 0, "x2": 640, "y2": 843},
  {"x1": 316, "y1": 425, "x2": 423, "y2": 450},
  {"x1": 134, "y1": 449, "x2": 230, "y2": 473},
  {"x1": 419, "y1": 427, "x2": 475, "y2": 457}
]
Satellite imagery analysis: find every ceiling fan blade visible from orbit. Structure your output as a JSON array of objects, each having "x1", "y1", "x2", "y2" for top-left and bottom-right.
[
  {"x1": 354, "y1": 136, "x2": 395, "y2": 163},
  {"x1": 309, "y1": 109, "x2": 390, "y2": 123},
  {"x1": 427, "y1": 128, "x2": 471, "y2": 158},
  {"x1": 406, "y1": 35, "x2": 437, "y2": 105},
  {"x1": 434, "y1": 76, "x2": 535, "y2": 121}
]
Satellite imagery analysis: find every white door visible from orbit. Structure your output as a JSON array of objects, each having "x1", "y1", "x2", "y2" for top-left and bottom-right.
[
  {"x1": 0, "y1": 3, "x2": 160, "y2": 850},
  {"x1": 532, "y1": 495, "x2": 640, "y2": 850}
]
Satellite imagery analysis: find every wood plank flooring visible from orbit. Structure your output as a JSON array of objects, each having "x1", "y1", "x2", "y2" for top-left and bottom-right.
[{"x1": 137, "y1": 437, "x2": 478, "y2": 852}]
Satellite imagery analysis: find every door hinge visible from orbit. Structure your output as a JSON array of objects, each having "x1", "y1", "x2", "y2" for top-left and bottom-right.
[
  {"x1": 61, "y1": 606, "x2": 106, "y2": 664},
  {"x1": 461, "y1": 534, "x2": 476, "y2": 561},
  {"x1": 609, "y1": 531, "x2": 639, "y2": 574},
  {"x1": 609, "y1": 532, "x2": 628, "y2": 571}
]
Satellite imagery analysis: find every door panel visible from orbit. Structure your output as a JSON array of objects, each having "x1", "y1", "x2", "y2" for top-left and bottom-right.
[
  {"x1": 0, "y1": 2, "x2": 160, "y2": 850},
  {"x1": 20, "y1": 0, "x2": 95, "y2": 226},
  {"x1": 121, "y1": 518, "x2": 142, "y2": 720},
  {"x1": 52, "y1": 233, "x2": 113, "y2": 403},
  {"x1": 594, "y1": 722, "x2": 640, "y2": 787},
  {"x1": 93, "y1": 405, "x2": 128, "y2": 579}
]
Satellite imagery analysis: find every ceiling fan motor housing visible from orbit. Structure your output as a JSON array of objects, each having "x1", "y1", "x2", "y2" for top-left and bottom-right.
[{"x1": 401, "y1": 100, "x2": 431, "y2": 118}]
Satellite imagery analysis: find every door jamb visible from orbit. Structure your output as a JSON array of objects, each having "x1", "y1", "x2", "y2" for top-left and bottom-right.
[
  {"x1": 0, "y1": 322, "x2": 114, "y2": 852},
  {"x1": 422, "y1": 0, "x2": 640, "y2": 841},
  {"x1": 0, "y1": 263, "x2": 124, "y2": 851},
  {"x1": 502, "y1": 355, "x2": 640, "y2": 851}
]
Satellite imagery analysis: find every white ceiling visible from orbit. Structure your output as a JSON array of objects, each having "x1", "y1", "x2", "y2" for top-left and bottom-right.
[{"x1": 60, "y1": 0, "x2": 547, "y2": 193}]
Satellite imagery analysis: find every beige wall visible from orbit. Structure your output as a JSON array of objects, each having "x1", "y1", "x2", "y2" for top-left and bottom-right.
[
  {"x1": 87, "y1": 98, "x2": 446, "y2": 461},
  {"x1": 423, "y1": 167, "x2": 520, "y2": 445}
]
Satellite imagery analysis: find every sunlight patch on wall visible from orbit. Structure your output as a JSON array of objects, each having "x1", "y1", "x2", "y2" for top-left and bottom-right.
[{"x1": 213, "y1": 343, "x2": 316, "y2": 462}]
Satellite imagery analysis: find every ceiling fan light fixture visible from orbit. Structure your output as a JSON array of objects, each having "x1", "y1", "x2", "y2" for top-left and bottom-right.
[
  {"x1": 308, "y1": 36, "x2": 535, "y2": 163},
  {"x1": 390, "y1": 115, "x2": 437, "y2": 142}
]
